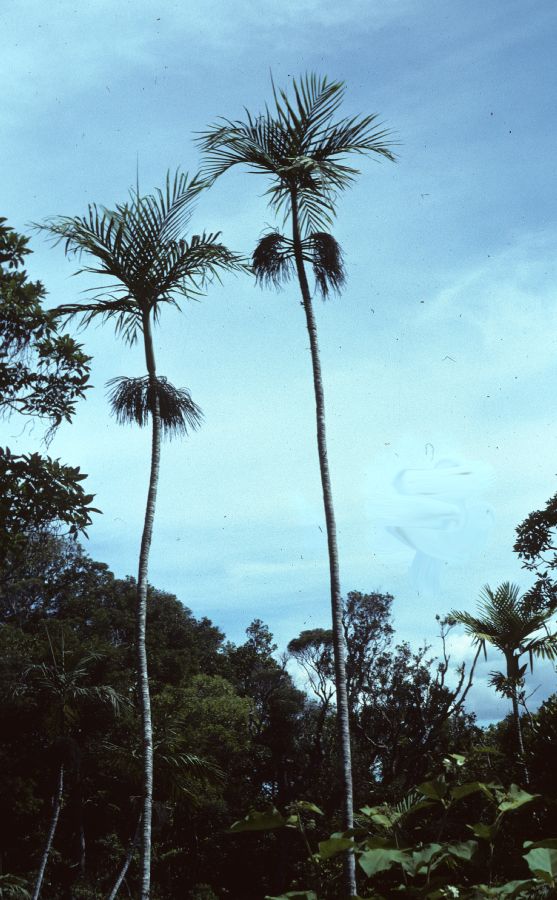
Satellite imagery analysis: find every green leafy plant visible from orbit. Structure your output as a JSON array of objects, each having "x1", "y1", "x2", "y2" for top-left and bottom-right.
[{"x1": 230, "y1": 755, "x2": 555, "y2": 899}]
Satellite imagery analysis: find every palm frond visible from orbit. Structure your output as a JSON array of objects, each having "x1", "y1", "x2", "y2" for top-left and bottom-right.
[
  {"x1": 198, "y1": 73, "x2": 396, "y2": 235},
  {"x1": 37, "y1": 171, "x2": 244, "y2": 344},
  {"x1": 53, "y1": 297, "x2": 143, "y2": 343},
  {"x1": 449, "y1": 609, "x2": 497, "y2": 643},
  {"x1": 0, "y1": 873, "x2": 31, "y2": 898},
  {"x1": 522, "y1": 634, "x2": 557, "y2": 661},
  {"x1": 252, "y1": 232, "x2": 294, "y2": 288},
  {"x1": 107, "y1": 375, "x2": 203, "y2": 438},
  {"x1": 488, "y1": 670, "x2": 515, "y2": 698},
  {"x1": 157, "y1": 751, "x2": 224, "y2": 781},
  {"x1": 452, "y1": 581, "x2": 557, "y2": 680}
]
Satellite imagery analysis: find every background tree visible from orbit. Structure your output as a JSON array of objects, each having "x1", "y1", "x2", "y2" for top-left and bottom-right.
[
  {"x1": 0, "y1": 219, "x2": 95, "y2": 569},
  {"x1": 40, "y1": 171, "x2": 243, "y2": 899},
  {"x1": 288, "y1": 628, "x2": 335, "y2": 769},
  {"x1": 5, "y1": 531, "x2": 544, "y2": 898},
  {"x1": 289, "y1": 593, "x2": 479, "y2": 802},
  {"x1": 0, "y1": 217, "x2": 90, "y2": 435},
  {"x1": 515, "y1": 490, "x2": 557, "y2": 609},
  {"x1": 199, "y1": 74, "x2": 395, "y2": 898},
  {"x1": 0, "y1": 537, "x2": 252, "y2": 898}
]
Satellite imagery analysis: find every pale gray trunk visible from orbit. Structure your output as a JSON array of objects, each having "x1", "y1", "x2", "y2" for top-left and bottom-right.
[
  {"x1": 137, "y1": 312, "x2": 160, "y2": 900},
  {"x1": 290, "y1": 194, "x2": 356, "y2": 898},
  {"x1": 32, "y1": 765, "x2": 64, "y2": 900}
]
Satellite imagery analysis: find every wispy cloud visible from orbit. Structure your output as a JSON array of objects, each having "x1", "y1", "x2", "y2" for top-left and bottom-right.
[{"x1": 3, "y1": 0, "x2": 421, "y2": 117}]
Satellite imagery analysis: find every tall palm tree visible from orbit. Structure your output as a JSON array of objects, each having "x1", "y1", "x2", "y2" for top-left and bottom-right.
[
  {"x1": 451, "y1": 582, "x2": 557, "y2": 782},
  {"x1": 199, "y1": 74, "x2": 395, "y2": 898},
  {"x1": 40, "y1": 172, "x2": 243, "y2": 899}
]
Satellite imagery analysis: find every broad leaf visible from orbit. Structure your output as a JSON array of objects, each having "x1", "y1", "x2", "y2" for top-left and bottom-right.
[
  {"x1": 497, "y1": 785, "x2": 539, "y2": 813},
  {"x1": 446, "y1": 841, "x2": 478, "y2": 861},
  {"x1": 451, "y1": 781, "x2": 495, "y2": 802},
  {"x1": 265, "y1": 893, "x2": 318, "y2": 900},
  {"x1": 468, "y1": 822, "x2": 498, "y2": 842},
  {"x1": 523, "y1": 838, "x2": 557, "y2": 850},
  {"x1": 229, "y1": 808, "x2": 286, "y2": 832},
  {"x1": 318, "y1": 836, "x2": 355, "y2": 860},
  {"x1": 417, "y1": 779, "x2": 449, "y2": 801},
  {"x1": 524, "y1": 845, "x2": 557, "y2": 884},
  {"x1": 358, "y1": 847, "x2": 409, "y2": 877},
  {"x1": 292, "y1": 800, "x2": 324, "y2": 816}
]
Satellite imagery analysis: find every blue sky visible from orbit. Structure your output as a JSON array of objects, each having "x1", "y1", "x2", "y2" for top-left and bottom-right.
[{"x1": 3, "y1": 0, "x2": 557, "y2": 720}]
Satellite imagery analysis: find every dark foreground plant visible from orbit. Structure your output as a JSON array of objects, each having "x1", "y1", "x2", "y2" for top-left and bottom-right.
[{"x1": 230, "y1": 753, "x2": 556, "y2": 899}]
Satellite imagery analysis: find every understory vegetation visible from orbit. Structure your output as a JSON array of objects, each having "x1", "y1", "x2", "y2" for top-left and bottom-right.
[{"x1": 2, "y1": 534, "x2": 557, "y2": 898}]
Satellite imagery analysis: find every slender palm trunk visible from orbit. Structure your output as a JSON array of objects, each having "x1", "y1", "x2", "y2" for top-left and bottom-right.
[
  {"x1": 137, "y1": 313, "x2": 160, "y2": 900},
  {"x1": 511, "y1": 688, "x2": 529, "y2": 784},
  {"x1": 32, "y1": 765, "x2": 64, "y2": 900},
  {"x1": 506, "y1": 652, "x2": 529, "y2": 785},
  {"x1": 290, "y1": 193, "x2": 356, "y2": 898},
  {"x1": 106, "y1": 815, "x2": 142, "y2": 900}
]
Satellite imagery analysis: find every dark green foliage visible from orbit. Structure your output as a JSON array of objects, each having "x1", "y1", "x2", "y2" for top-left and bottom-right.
[
  {"x1": 0, "y1": 540, "x2": 308, "y2": 898},
  {"x1": 241, "y1": 755, "x2": 555, "y2": 898},
  {"x1": 0, "y1": 218, "x2": 91, "y2": 436},
  {"x1": 515, "y1": 492, "x2": 557, "y2": 609},
  {"x1": 0, "y1": 874, "x2": 32, "y2": 898},
  {"x1": 289, "y1": 593, "x2": 480, "y2": 801},
  {"x1": 0, "y1": 449, "x2": 98, "y2": 561},
  {"x1": 107, "y1": 375, "x2": 203, "y2": 437},
  {"x1": 2, "y1": 536, "x2": 555, "y2": 898},
  {"x1": 0, "y1": 218, "x2": 97, "y2": 570}
]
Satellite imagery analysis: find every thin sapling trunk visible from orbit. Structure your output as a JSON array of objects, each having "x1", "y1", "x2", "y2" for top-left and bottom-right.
[{"x1": 32, "y1": 765, "x2": 64, "y2": 900}]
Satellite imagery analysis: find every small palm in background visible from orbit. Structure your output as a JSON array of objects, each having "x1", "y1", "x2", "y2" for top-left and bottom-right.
[
  {"x1": 16, "y1": 637, "x2": 125, "y2": 900},
  {"x1": 451, "y1": 581, "x2": 557, "y2": 782}
]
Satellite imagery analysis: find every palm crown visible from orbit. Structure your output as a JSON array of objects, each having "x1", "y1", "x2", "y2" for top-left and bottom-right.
[
  {"x1": 199, "y1": 73, "x2": 395, "y2": 234},
  {"x1": 41, "y1": 170, "x2": 245, "y2": 344},
  {"x1": 451, "y1": 582, "x2": 557, "y2": 677}
]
